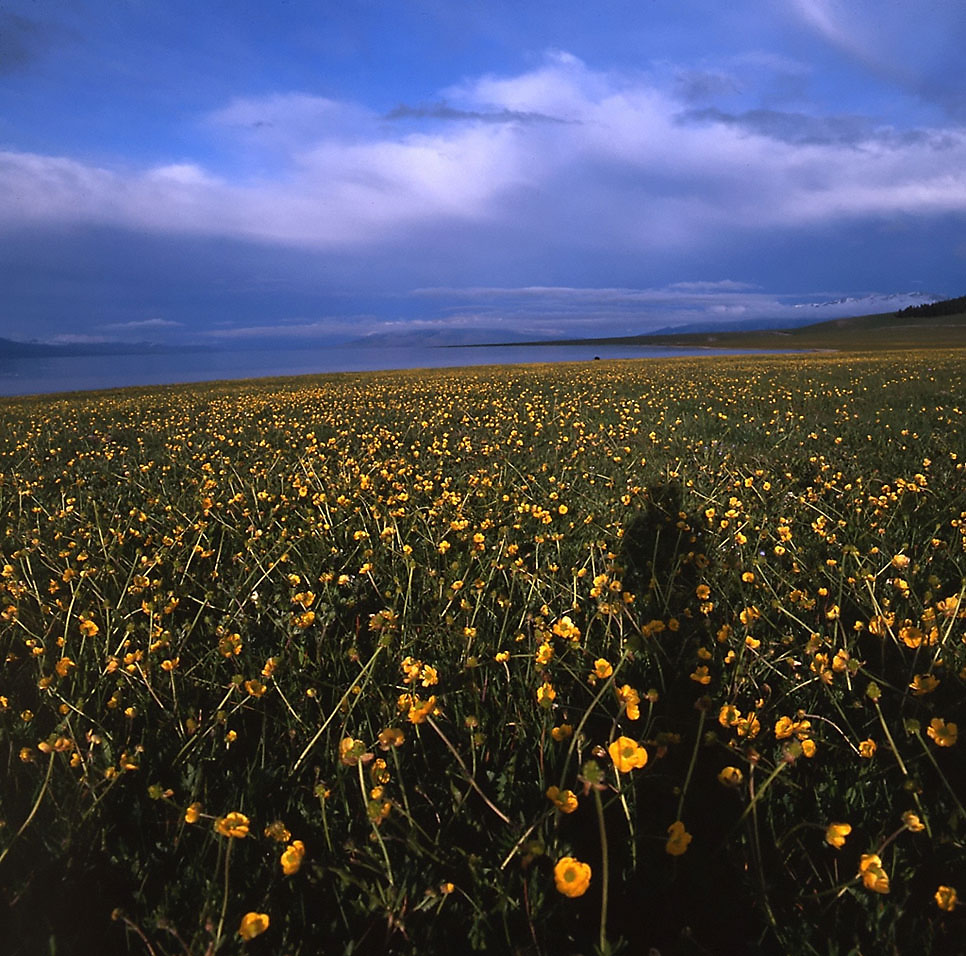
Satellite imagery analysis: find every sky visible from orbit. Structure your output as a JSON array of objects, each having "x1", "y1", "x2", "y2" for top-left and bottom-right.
[{"x1": 2, "y1": 0, "x2": 966, "y2": 346}]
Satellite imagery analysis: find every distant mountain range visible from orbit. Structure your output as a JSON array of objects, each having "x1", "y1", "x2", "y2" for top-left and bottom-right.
[
  {"x1": 639, "y1": 291, "x2": 943, "y2": 337},
  {"x1": 350, "y1": 291, "x2": 946, "y2": 347},
  {"x1": 504, "y1": 293, "x2": 966, "y2": 350},
  {"x1": 793, "y1": 290, "x2": 940, "y2": 314},
  {"x1": 1, "y1": 292, "x2": 952, "y2": 357}
]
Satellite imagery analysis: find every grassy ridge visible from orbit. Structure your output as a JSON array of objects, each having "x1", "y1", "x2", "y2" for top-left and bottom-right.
[
  {"x1": 500, "y1": 308, "x2": 966, "y2": 353},
  {"x1": 1, "y1": 350, "x2": 965, "y2": 954}
]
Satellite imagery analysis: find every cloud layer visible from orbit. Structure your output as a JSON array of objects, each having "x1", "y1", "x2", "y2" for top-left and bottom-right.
[{"x1": 3, "y1": 50, "x2": 966, "y2": 260}]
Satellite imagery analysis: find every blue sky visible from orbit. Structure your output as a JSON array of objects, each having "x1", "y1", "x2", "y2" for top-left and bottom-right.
[{"x1": 2, "y1": 0, "x2": 965, "y2": 345}]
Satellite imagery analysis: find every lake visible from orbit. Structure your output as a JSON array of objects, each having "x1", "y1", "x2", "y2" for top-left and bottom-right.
[{"x1": 0, "y1": 343, "x2": 765, "y2": 398}]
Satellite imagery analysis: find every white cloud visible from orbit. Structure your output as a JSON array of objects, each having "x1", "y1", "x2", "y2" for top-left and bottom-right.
[
  {"x1": 404, "y1": 283, "x2": 941, "y2": 329},
  {"x1": 406, "y1": 282, "x2": 807, "y2": 333},
  {"x1": 146, "y1": 164, "x2": 218, "y2": 186},
  {"x1": 2, "y1": 51, "x2": 966, "y2": 255}
]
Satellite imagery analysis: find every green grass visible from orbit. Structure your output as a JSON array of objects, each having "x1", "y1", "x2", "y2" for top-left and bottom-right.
[{"x1": 1, "y1": 349, "x2": 964, "y2": 955}]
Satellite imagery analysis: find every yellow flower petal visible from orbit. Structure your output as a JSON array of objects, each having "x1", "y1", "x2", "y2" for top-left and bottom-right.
[
  {"x1": 553, "y1": 856, "x2": 592, "y2": 898},
  {"x1": 825, "y1": 822, "x2": 851, "y2": 849},
  {"x1": 608, "y1": 736, "x2": 648, "y2": 773},
  {"x1": 238, "y1": 912, "x2": 270, "y2": 940}
]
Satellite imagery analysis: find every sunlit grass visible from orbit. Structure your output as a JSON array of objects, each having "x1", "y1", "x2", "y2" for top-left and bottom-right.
[{"x1": 1, "y1": 351, "x2": 964, "y2": 954}]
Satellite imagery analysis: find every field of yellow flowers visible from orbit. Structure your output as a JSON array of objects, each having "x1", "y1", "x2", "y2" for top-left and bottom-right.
[{"x1": 1, "y1": 351, "x2": 964, "y2": 955}]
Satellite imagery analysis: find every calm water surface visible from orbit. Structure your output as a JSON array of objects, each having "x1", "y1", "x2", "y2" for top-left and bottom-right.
[{"x1": 0, "y1": 344, "x2": 764, "y2": 398}]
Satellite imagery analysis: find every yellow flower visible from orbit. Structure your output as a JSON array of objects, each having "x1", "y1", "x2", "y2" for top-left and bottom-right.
[
  {"x1": 902, "y1": 811, "x2": 926, "y2": 832},
  {"x1": 263, "y1": 820, "x2": 291, "y2": 842},
  {"x1": 238, "y1": 911, "x2": 270, "y2": 940},
  {"x1": 377, "y1": 727, "x2": 405, "y2": 750},
  {"x1": 735, "y1": 714, "x2": 760, "y2": 739},
  {"x1": 407, "y1": 695, "x2": 437, "y2": 724},
  {"x1": 689, "y1": 665, "x2": 711, "y2": 685},
  {"x1": 185, "y1": 802, "x2": 202, "y2": 824},
  {"x1": 935, "y1": 885, "x2": 958, "y2": 911},
  {"x1": 367, "y1": 797, "x2": 391, "y2": 823},
  {"x1": 608, "y1": 736, "x2": 648, "y2": 773},
  {"x1": 546, "y1": 786, "x2": 579, "y2": 814},
  {"x1": 739, "y1": 605, "x2": 760, "y2": 625},
  {"x1": 537, "y1": 682, "x2": 556, "y2": 708},
  {"x1": 214, "y1": 811, "x2": 250, "y2": 839},
  {"x1": 55, "y1": 657, "x2": 75, "y2": 677},
  {"x1": 339, "y1": 737, "x2": 367, "y2": 765},
  {"x1": 717, "y1": 766, "x2": 744, "y2": 788},
  {"x1": 858, "y1": 738, "x2": 876, "y2": 758},
  {"x1": 665, "y1": 820, "x2": 692, "y2": 856},
  {"x1": 927, "y1": 718, "x2": 958, "y2": 747},
  {"x1": 401, "y1": 656, "x2": 422, "y2": 683},
  {"x1": 552, "y1": 616, "x2": 581, "y2": 641},
  {"x1": 615, "y1": 684, "x2": 640, "y2": 720},
  {"x1": 825, "y1": 822, "x2": 851, "y2": 849},
  {"x1": 244, "y1": 678, "x2": 267, "y2": 697},
  {"x1": 909, "y1": 673, "x2": 939, "y2": 695},
  {"x1": 899, "y1": 624, "x2": 925, "y2": 648},
  {"x1": 535, "y1": 642, "x2": 554, "y2": 665},
  {"x1": 280, "y1": 839, "x2": 305, "y2": 875},
  {"x1": 551, "y1": 723, "x2": 573, "y2": 742},
  {"x1": 858, "y1": 854, "x2": 890, "y2": 894},
  {"x1": 553, "y1": 856, "x2": 592, "y2": 898},
  {"x1": 78, "y1": 619, "x2": 99, "y2": 638},
  {"x1": 592, "y1": 658, "x2": 613, "y2": 680},
  {"x1": 774, "y1": 716, "x2": 796, "y2": 740},
  {"x1": 218, "y1": 632, "x2": 243, "y2": 657},
  {"x1": 695, "y1": 584, "x2": 711, "y2": 600}
]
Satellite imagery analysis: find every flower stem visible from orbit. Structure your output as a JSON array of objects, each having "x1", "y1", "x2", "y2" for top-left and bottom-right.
[
  {"x1": 0, "y1": 750, "x2": 55, "y2": 868},
  {"x1": 358, "y1": 757, "x2": 395, "y2": 886},
  {"x1": 214, "y1": 838, "x2": 232, "y2": 952},
  {"x1": 426, "y1": 716, "x2": 510, "y2": 824},
  {"x1": 594, "y1": 788, "x2": 609, "y2": 953},
  {"x1": 292, "y1": 643, "x2": 384, "y2": 772},
  {"x1": 676, "y1": 705, "x2": 707, "y2": 821}
]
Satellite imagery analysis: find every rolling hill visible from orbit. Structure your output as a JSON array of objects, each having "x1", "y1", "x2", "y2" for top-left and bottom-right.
[{"x1": 498, "y1": 296, "x2": 966, "y2": 352}]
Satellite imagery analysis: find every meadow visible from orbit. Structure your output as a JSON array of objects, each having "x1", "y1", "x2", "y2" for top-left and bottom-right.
[{"x1": 1, "y1": 350, "x2": 964, "y2": 955}]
